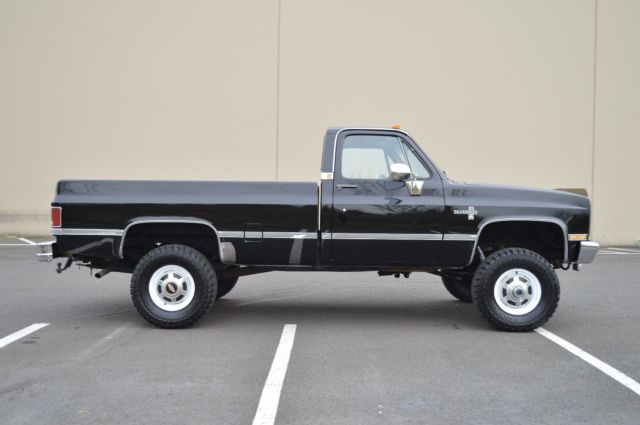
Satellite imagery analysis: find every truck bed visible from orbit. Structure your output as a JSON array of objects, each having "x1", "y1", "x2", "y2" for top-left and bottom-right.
[{"x1": 53, "y1": 180, "x2": 319, "y2": 266}]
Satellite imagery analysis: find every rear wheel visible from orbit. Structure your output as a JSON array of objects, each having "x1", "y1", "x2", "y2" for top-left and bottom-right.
[
  {"x1": 471, "y1": 248, "x2": 560, "y2": 332},
  {"x1": 130, "y1": 244, "x2": 217, "y2": 328},
  {"x1": 441, "y1": 274, "x2": 472, "y2": 303}
]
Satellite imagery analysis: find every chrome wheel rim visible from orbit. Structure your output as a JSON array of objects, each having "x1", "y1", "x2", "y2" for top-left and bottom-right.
[
  {"x1": 148, "y1": 265, "x2": 195, "y2": 312},
  {"x1": 493, "y1": 268, "x2": 541, "y2": 315}
]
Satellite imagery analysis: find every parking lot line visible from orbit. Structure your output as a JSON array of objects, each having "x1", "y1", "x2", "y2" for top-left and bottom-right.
[
  {"x1": 75, "y1": 323, "x2": 131, "y2": 360},
  {"x1": 17, "y1": 238, "x2": 36, "y2": 245},
  {"x1": 0, "y1": 323, "x2": 50, "y2": 349},
  {"x1": 536, "y1": 327, "x2": 640, "y2": 396},
  {"x1": 0, "y1": 244, "x2": 36, "y2": 246},
  {"x1": 252, "y1": 324, "x2": 297, "y2": 425},
  {"x1": 599, "y1": 250, "x2": 639, "y2": 255}
]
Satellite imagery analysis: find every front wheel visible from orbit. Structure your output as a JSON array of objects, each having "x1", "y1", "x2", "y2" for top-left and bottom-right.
[
  {"x1": 130, "y1": 244, "x2": 217, "y2": 328},
  {"x1": 471, "y1": 248, "x2": 560, "y2": 332}
]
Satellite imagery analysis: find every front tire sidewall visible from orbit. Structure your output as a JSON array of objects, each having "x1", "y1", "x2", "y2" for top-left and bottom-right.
[
  {"x1": 131, "y1": 245, "x2": 217, "y2": 328},
  {"x1": 472, "y1": 248, "x2": 560, "y2": 331}
]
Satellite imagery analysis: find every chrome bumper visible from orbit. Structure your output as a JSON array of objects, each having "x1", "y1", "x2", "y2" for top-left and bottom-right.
[
  {"x1": 36, "y1": 241, "x2": 55, "y2": 262},
  {"x1": 577, "y1": 241, "x2": 599, "y2": 264}
]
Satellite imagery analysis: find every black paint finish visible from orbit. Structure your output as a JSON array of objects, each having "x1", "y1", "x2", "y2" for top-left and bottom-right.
[{"x1": 50, "y1": 128, "x2": 592, "y2": 272}]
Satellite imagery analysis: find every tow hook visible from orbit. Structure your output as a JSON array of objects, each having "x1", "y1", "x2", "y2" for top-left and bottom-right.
[{"x1": 56, "y1": 257, "x2": 73, "y2": 274}]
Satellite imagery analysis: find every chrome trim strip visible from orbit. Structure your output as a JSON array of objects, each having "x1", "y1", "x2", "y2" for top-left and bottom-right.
[
  {"x1": 330, "y1": 233, "x2": 443, "y2": 241},
  {"x1": 219, "y1": 231, "x2": 244, "y2": 238},
  {"x1": 265, "y1": 232, "x2": 316, "y2": 239},
  {"x1": 119, "y1": 218, "x2": 222, "y2": 259},
  {"x1": 443, "y1": 234, "x2": 477, "y2": 241},
  {"x1": 317, "y1": 183, "x2": 322, "y2": 233},
  {"x1": 219, "y1": 231, "x2": 317, "y2": 239},
  {"x1": 322, "y1": 232, "x2": 477, "y2": 241},
  {"x1": 52, "y1": 228, "x2": 124, "y2": 237},
  {"x1": 465, "y1": 216, "x2": 569, "y2": 267}
]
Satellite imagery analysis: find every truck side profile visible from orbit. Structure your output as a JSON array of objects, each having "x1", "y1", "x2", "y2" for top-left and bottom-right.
[{"x1": 38, "y1": 127, "x2": 599, "y2": 331}]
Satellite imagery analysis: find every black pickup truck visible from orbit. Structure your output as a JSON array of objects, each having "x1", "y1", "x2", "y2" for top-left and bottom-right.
[{"x1": 38, "y1": 127, "x2": 598, "y2": 331}]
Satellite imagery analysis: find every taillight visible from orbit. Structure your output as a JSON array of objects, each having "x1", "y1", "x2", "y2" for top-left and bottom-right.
[{"x1": 51, "y1": 207, "x2": 62, "y2": 228}]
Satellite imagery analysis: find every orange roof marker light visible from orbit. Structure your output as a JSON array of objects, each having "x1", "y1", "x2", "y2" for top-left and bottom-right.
[{"x1": 391, "y1": 124, "x2": 401, "y2": 129}]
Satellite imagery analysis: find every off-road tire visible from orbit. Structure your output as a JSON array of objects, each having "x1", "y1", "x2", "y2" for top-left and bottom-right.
[
  {"x1": 130, "y1": 244, "x2": 217, "y2": 328},
  {"x1": 441, "y1": 274, "x2": 473, "y2": 303},
  {"x1": 216, "y1": 276, "x2": 238, "y2": 299},
  {"x1": 471, "y1": 248, "x2": 560, "y2": 332}
]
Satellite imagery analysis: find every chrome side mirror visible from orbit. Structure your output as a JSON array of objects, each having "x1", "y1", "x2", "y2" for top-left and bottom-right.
[
  {"x1": 390, "y1": 163, "x2": 423, "y2": 196},
  {"x1": 390, "y1": 163, "x2": 412, "y2": 182}
]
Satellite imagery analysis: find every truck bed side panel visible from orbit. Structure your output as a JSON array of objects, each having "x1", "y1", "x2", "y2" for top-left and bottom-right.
[{"x1": 53, "y1": 180, "x2": 318, "y2": 266}]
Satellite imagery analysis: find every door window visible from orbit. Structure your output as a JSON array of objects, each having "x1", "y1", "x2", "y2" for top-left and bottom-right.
[
  {"x1": 340, "y1": 134, "x2": 430, "y2": 180},
  {"x1": 401, "y1": 143, "x2": 431, "y2": 179}
]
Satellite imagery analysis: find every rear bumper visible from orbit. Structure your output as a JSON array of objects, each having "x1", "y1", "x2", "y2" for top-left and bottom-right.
[
  {"x1": 36, "y1": 241, "x2": 56, "y2": 262},
  {"x1": 576, "y1": 241, "x2": 599, "y2": 264}
]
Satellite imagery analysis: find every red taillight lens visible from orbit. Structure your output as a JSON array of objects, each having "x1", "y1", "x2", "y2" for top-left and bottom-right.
[{"x1": 51, "y1": 207, "x2": 62, "y2": 228}]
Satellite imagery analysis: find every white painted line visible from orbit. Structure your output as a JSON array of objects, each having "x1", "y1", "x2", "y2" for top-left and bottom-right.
[
  {"x1": 536, "y1": 328, "x2": 640, "y2": 396},
  {"x1": 76, "y1": 323, "x2": 130, "y2": 360},
  {"x1": 609, "y1": 247, "x2": 640, "y2": 253},
  {"x1": 252, "y1": 324, "x2": 297, "y2": 425},
  {"x1": 0, "y1": 243, "x2": 39, "y2": 247},
  {"x1": 0, "y1": 323, "x2": 50, "y2": 349},
  {"x1": 18, "y1": 238, "x2": 36, "y2": 245}
]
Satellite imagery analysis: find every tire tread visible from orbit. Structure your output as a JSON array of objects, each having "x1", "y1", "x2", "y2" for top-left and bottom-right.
[
  {"x1": 471, "y1": 247, "x2": 560, "y2": 332},
  {"x1": 130, "y1": 244, "x2": 216, "y2": 329}
]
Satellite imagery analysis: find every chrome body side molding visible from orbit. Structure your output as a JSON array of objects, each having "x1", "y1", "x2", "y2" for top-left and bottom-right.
[
  {"x1": 218, "y1": 231, "x2": 317, "y2": 239},
  {"x1": 442, "y1": 234, "x2": 478, "y2": 241},
  {"x1": 323, "y1": 233, "x2": 444, "y2": 241},
  {"x1": 52, "y1": 228, "x2": 124, "y2": 237}
]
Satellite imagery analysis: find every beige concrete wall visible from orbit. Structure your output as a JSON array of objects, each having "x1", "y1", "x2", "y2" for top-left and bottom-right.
[
  {"x1": 592, "y1": 0, "x2": 640, "y2": 245},
  {"x1": 279, "y1": 0, "x2": 595, "y2": 189},
  {"x1": 0, "y1": 0, "x2": 638, "y2": 245},
  {"x1": 0, "y1": 0, "x2": 280, "y2": 234}
]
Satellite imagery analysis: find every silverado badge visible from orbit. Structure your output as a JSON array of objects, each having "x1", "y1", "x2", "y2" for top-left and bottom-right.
[{"x1": 454, "y1": 206, "x2": 478, "y2": 220}]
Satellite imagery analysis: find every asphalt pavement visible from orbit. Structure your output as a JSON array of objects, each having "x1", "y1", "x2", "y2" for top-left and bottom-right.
[{"x1": 0, "y1": 240, "x2": 639, "y2": 425}]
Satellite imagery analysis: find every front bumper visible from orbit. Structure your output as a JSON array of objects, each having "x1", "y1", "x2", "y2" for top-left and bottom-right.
[
  {"x1": 36, "y1": 241, "x2": 55, "y2": 262},
  {"x1": 576, "y1": 241, "x2": 599, "y2": 264}
]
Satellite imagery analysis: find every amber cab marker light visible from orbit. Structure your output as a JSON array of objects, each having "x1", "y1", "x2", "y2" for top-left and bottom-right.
[
  {"x1": 391, "y1": 124, "x2": 401, "y2": 129},
  {"x1": 51, "y1": 207, "x2": 62, "y2": 228},
  {"x1": 568, "y1": 234, "x2": 588, "y2": 241}
]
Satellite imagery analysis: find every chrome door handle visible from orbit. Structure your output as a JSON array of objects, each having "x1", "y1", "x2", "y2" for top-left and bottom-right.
[{"x1": 336, "y1": 184, "x2": 358, "y2": 189}]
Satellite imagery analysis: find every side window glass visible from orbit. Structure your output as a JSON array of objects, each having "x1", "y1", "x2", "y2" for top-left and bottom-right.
[
  {"x1": 401, "y1": 143, "x2": 431, "y2": 179},
  {"x1": 341, "y1": 135, "x2": 406, "y2": 180},
  {"x1": 340, "y1": 135, "x2": 431, "y2": 180}
]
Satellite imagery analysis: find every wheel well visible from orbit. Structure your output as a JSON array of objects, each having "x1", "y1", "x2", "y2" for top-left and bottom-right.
[
  {"x1": 477, "y1": 221, "x2": 566, "y2": 267},
  {"x1": 121, "y1": 222, "x2": 220, "y2": 263}
]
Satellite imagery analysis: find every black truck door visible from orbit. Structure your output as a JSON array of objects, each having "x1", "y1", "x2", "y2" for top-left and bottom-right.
[{"x1": 329, "y1": 130, "x2": 445, "y2": 266}]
